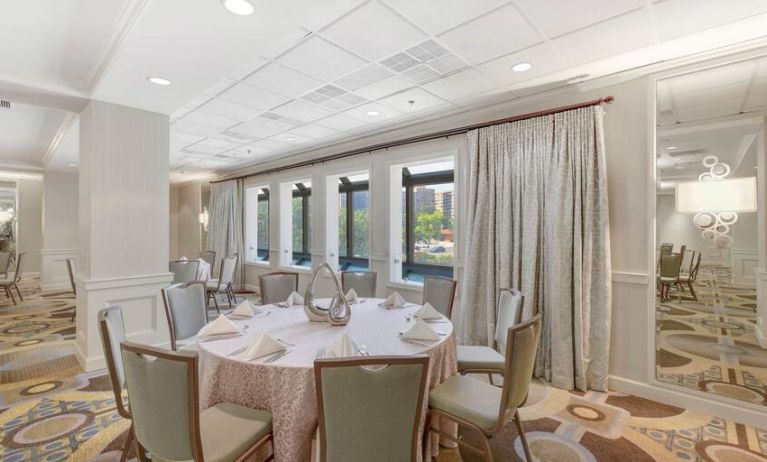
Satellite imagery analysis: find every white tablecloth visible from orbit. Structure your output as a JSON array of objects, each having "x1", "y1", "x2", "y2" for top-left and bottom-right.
[
  {"x1": 196, "y1": 259, "x2": 211, "y2": 282},
  {"x1": 197, "y1": 299, "x2": 457, "y2": 462}
]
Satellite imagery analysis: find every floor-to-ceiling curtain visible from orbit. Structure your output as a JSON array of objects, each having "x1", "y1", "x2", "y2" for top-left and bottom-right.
[
  {"x1": 207, "y1": 179, "x2": 244, "y2": 289},
  {"x1": 457, "y1": 105, "x2": 611, "y2": 392}
]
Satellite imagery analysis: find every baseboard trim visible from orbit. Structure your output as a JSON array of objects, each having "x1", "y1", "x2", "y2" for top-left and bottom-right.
[
  {"x1": 611, "y1": 271, "x2": 648, "y2": 285},
  {"x1": 244, "y1": 283, "x2": 260, "y2": 294},
  {"x1": 40, "y1": 283, "x2": 71, "y2": 291},
  {"x1": 609, "y1": 375, "x2": 767, "y2": 427}
]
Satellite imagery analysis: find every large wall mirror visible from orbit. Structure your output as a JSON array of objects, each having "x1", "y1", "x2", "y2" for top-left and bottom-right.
[{"x1": 655, "y1": 56, "x2": 767, "y2": 407}]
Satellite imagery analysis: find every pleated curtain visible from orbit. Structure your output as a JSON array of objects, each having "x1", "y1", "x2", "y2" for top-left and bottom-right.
[
  {"x1": 207, "y1": 179, "x2": 245, "y2": 289},
  {"x1": 457, "y1": 106, "x2": 612, "y2": 392}
]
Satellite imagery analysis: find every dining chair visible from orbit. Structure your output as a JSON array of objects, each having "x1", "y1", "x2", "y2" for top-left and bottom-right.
[
  {"x1": 679, "y1": 248, "x2": 694, "y2": 275},
  {"x1": 657, "y1": 253, "x2": 683, "y2": 301},
  {"x1": 676, "y1": 251, "x2": 702, "y2": 301},
  {"x1": 314, "y1": 355, "x2": 430, "y2": 462},
  {"x1": 0, "y1": 252, "x2": 25, "y2": 304},
  {"x1": 427, "y1": 314, "x2": 543, "y2": 462},
  {"x1": 0, "y1": 250, "x2": 12, "y2": 277},
  {"x1": 66, "y1": 258, "x2": 77, "y2": 322},
  {"x1": 98, "y1": 305, "x2": 145, "y2": 462},
  {"x1": 659, "y1": 243, "x2": 674, "y2": 255},
  {"x1": 259, "y1": 271, "x2": 299, "y2": 305},
  {"x1": 121, "y1": 342, "x2": 274, "y2": 462},
  {"x1": 340, "y1": 271, "x2": 377, "y2": 298},
  {"x1": 457, "y1": 289, "x2": 527, "y2": 383},
  {"x1": 170, "y1": 259, "x2": 200, "y2": 284},
  {"x1": 162, "y1": 282, "x2": 208, "y2": 351},
  {"x1": 207, "y1": 254, "x2": 238, "y2": 310},
  {"x1": 199, "y1": 250, "x2": 216, "y2": 273},
  {"x1": 422, "y1": 276, "x2": 457, "y2": 319}
]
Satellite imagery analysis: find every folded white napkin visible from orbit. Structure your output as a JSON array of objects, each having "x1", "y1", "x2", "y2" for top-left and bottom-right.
[
  {"x1": 414, "y1": 303, "x2": 442, "y2": 320},
  {"x1": 330, "y1": 334, "x2": 358, "y2": 358},
  {"x1": 345, "y1": 288, "x2": 359, "y2": 304},
  {"x1": 380, "y1": 291, "x2": 406, "y2": 308},
  {"x1": 179, "y1": 256, "x2": 188, "y2": 261},
  {"x1": 198, "y1": 315, "x2": 241, "y2": 337},
  {"x1": 242, "y1": 333, "x2": 286, "y2": 361},
  {"x1": 285, "y1": 291, "x2": 304, "y2": 306},
  {"x1": 401, "y1": 319, "x2": 440, "y2": 341},
  {"x1": 231, "y1": 300, "x2": 259, "y2": 318}
]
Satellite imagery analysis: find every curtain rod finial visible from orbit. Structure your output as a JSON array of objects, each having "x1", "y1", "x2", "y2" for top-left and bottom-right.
[{"x1": 603, "y1": 96, "x2": 615, "y2": 104}]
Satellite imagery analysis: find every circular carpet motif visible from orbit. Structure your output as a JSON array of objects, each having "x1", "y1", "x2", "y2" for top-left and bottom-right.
[
  {"x1": 700, "y1": 381, "x2": 766, "y2": 404},
  {"x1": 519, "y1": 432, "x2": 597, "y2": 462},
  {"x1": 567, "y1": 405, "x2": 605, "y2": 422},
  {"x1": 14, "y1": 338, "x2": 43, "y2": 347},
  {"x1": 20, "y1": 381, "x2": 63, "y2": 396},
  {"x1": 663, "y1": 334, "x2": 767, "y2": 368},
  {"x1": 702, "y1": 320, "x2": 744, "y2": 331},
  {"x1": 4, "y1": 412, "x2": 91, "y2": 447},
  {"x1": 698, "y1": 441, "x2": 767, "y2": 462},
  {"x1": 2, "y1": 323, "x2": 50, "y2": 335}
]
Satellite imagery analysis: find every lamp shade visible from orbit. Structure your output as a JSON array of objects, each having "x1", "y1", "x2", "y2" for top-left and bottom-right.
[{"x1": 675, "y1": 177, "x2": 757, "y2": 213}]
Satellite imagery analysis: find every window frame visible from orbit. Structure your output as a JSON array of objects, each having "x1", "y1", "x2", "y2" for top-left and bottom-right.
[
  {"x1": 245, "y1": 184, "x2": 271, "y2": 265},
  {"x1": 291, "y1": 182, "x2": 312, "y2": 267},
  {"x1": 338, "y1": 176, "x2": 369, "y2": 270}
]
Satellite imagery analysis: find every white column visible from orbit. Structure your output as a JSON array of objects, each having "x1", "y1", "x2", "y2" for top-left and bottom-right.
[
  {"x1": 75, "y1": 100, "x2": 173, "y2": 371},
  {"x1": 756, "y1": 119, "x2": 767, "y2": 347},
  {"x1": 41, "y1": 171, "x2": 79, "y2": 289}
]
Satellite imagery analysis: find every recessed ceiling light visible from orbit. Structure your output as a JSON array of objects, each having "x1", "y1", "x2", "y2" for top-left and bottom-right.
[
  {"x1": 147, "y1": 76, "x2": 171, "y2": 86},
  {"x1": 285, "y1": 136, "x2": 296, "y2": 141},
  {"x1": 366, "y1": 111, "x2": 379, "y2": 116},
  {"x1": 68, "y1": 163, "x2": 78, "y2": 167},
  {"x1": 511, "y1": 62, "x2": 532, "y2": 72},
  {"x1": 666, "y1": 146, "x2": 677, "y2": 150},
  {"x1": 222, "y1": 0, "x2": 254, "y2": 16}
]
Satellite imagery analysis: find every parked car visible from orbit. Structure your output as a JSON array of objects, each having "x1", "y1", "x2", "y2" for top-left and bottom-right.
[{"x1": 430, "y1": 246, "x2": 446, "y2": 253}]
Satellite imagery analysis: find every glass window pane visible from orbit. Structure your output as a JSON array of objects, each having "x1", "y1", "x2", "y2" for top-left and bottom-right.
[
  {"x1": 414, "y1": 182, "x2": 454, "y2": 267},
  {"x1": 338, "y1": 192, "x2": 347, "y2": 258},
  {"x1": 292, "y1": 196, "x2": 303, "y2": 254},
  {"x1": 257, "y1": 198, "x2": 269, "y2": 261},
  {"x1": 352, "y1": 190, "x2": 368, "y2": 258}
]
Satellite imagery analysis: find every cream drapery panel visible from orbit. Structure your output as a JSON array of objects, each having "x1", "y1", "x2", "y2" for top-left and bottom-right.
[
  {"x1": 207, "y1": 179, "x2": 244, "y2": 289},
  {"x1": 457, "y1": 106, "x2": 611, "y2": 391}
]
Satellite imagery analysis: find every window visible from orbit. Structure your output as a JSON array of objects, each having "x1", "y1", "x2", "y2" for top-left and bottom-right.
[
  {"x1": 245, "y1": 186, "x2": 269, "y2": 263},
  {"x1": 394, "y1": 160, "x2": 454, "y2": 283},
  {"x1": 290, "y1": 181, "x2": 311, "y2": 267},
  {"x1": 337, "y1": 173, "x2": 369, "y2": 270}
]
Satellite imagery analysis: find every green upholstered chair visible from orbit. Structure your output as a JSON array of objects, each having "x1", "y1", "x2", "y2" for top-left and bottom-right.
[
  {"x1": 457, "y1": 289, "x2": 527, "y2": 383},
  {"x1": 207, "y1": 254, "x2": 239, "y2": 310},
  {"x1": 340, "y1": 271, "x2": 377, "y2": 298},
  {"x1": 162, "y1": 282, "x2": 208, "y2": 352},
  {"x1": 170, "y1": 259, "x2": 200, "y2": 285},
  {"x1": 258, "y1": 271, "x2": 299, "y2": 305},
  {"x1": 121, "y1": 342, "x2": 274, "y2": 462},
  {"x1": 314, "y1": 355, "x2": 430, "y2": 462},
  {"x1": 0, "y1": 252, "x2": 25, "y2": 304},
  {"x1": 427, "y1": 314, "x2": 542, "y2": 462},
  {"x1": 422, "y1": 276, "x2": 457, "y2": 319}
]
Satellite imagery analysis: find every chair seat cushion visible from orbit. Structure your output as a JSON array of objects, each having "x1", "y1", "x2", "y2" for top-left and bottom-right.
[
  {"x1": 177, "y1": 338, "x2": 199, "y2": 353},
  {"x1": 658, "y1": 277, "x2": 676, "y2": 283},
  {"x1": 677, "y1": 276, "x2": 691, "y2": 283},
  {"x1": 201, "y1": 402, "x2": 272, "y2": 462},
  {"x1": 456, "y1": 345, "x2": 505, "y2": 371},
  {"x1": 429, "y1": 375, "x2": 502, "y2": 432}
]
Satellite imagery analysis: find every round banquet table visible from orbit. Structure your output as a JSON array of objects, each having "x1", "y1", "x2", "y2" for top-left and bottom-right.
[{"x1": 197, "y1": 298, "x2": 458, "y2": 462}]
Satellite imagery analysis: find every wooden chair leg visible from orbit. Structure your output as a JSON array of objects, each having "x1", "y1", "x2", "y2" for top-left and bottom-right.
[
  {"x1": 212, "y1": 292, "x2": 220, "y2": 314},
  {"x1": 6, "y1": 286, "x2": 16, "y2": 305},
  {"x1": 514, "y1": 410, "x2": 532, "y2": 462},
  {"x1": 15, "y1": 283, "x2": 23, "y2": 301},
  {"x1": 120, "y1": 424, "x2": 134, "y2": 462},
  {"x1": 688, "y1": 282, "x2": 697, "y2": 301},
  {"x1": 422, "y1": 412, "x2": 432, "y2": 461}
]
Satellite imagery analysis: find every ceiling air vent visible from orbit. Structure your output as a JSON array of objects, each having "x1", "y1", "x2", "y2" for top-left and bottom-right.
[{"x1": 0, "y1": 100, "x2": 10, "y2": 109}]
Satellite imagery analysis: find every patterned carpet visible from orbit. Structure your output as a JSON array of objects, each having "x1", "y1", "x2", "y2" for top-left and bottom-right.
[
  {"x1": 1, "y1": 280, "x2": 766, "y2": 461},
  {"x1": 656, "y1": 264, "x2": 767, "y2": 408}
]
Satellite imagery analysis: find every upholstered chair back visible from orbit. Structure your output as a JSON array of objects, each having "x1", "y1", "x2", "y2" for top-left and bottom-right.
[
  {"x1": 0, "y1": 251, "x2": 11, "y2": 275},
  {"x1": 13, "y1": 252, "x2": 25, "y2": 284},
  {"x1": 659, "y1": 254, "x2": 682, "y2": 279},
  {"x1": 199, "y1": 250, "x2": 216, "y2": 271},
  {"x1": 422, "y1": 276, "x2": 457, "y2": 318},
  {"x1": 494, "y1": 289, "x2": 525, "y2": 352},
  {"x1": 162, "y1": 282, "x2": 207, "y2": 350},
  {"x1": 121, "y1": 343, "x2": 201, "y2": 461},
  {"x1": 98, "y1": 305, "x2": 130, "y2": 418},
  {"x1": 341, "y1": 271, "x2": 377, "y2": 298},
  {"x1": 170, "y1": 260, "x2": 200, "y2": 284},
  {"x1": 501, "y1": 315, "x2": 542, "y2": 416},
  {"x1": 314, "y1": 356, "x2": 429, "y2": 462},
  {"x1": 259, "y1": 272, "x2": 299, "y2": 305},
  {"x1": 220, "y1": 255, "x2": 238, "y2": 285}
]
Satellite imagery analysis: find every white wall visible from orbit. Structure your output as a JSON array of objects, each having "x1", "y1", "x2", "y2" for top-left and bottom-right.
[
  {"x1": 170, "y1": 182, "x2": 202, "y2": 260},
  {"x1": 17, "y1": 178, "x2": 42, "y2": 275},
  {"x1": 40, "y1": 171, "x2": 78, "y2": 289}
]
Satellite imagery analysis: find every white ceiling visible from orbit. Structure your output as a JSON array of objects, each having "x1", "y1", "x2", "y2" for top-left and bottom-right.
[
  {"x1": 2, "y1": 0, "x2": 767, "y2": 178},
  {"x1": 0, "y1": 102, "x2": 69, "y2": 170}
]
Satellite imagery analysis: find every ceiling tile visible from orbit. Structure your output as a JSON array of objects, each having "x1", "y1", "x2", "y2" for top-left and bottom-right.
[
  {"x1": 552, "y1": 9, "x2": 655, "y2": 66},
  {"x1": 183, "y1": 141, "x2": 224, "y2": 155},
  {"x1": 271, "y1": 99, "x2": 334, "y2": 122},
  {"x1": 200, "y1": 78, "x2": 238, "y2": 97},
  {"x1": 422, "y1": 68, "x2": 497, "y2": 101},
  {"x1": 652, "y1": 0, "x2": 767, "y2": 41},
  {"x1": 219, "y1": 82, "x2": 291, "y2": 111},
  {"x1": 229, "y1": 114, "x2": 299, "y2": 139},
  {"x1": 513, "y1": 0, "x2": 644, "y2": 37},
  {"x1": 250, "y1": 138, "x2": 291, "y2": 150},
  {"x1": 322, "y1": 1, "x2": 425, "y2": 61},
  {"x1": 290, "y1": 123, "x2": 340, "y2": 139},
  {"x1": 170, "y1": 132, "x2": 205, "y2": 144},
  {"x1": 181, "y1": 111, "x2": 238, "y2": 130},
  {"x1": 199, "y1": 98, "x2": 261, "y2": 121},
  {"x1": 334, "y1": 64, "x2": 393, "y2": 91},
  {"x1": 478, "y1": 43, "x2": 567, "y2": 86},
  {"x1": 438, "y1": 5, "x2": 542, "y2": 64},
  {"x1": 227, "y1": 57, "x2": 267, "y2": 80},
  {"x1": 344, "y1": 102, "x2": 403, "y2": 121},
  {"x1": 242, "y1": 62, "x2": 323, "y2": 98},
  {"x1": 666, "y1": 61, "x2": 755, "y2": 96},
  {"x1": 315, "y1": 113, "x2": 370, "y2": 131},
  {"x1": 171, "y1": 120, "x2": 220, "y2": 137},
  {"x1": 269, "y1": 132, "x2": 315, "y2": 145},
  {"x1": 355, "y1": 75, "x2": 413, "y2": 99},
  {"x1": 197, "y1": 137, "x2": 242, "y2": 150},
  {"x1": 377, "y1": 87, "x2": 451, "y2": 113},
  {"x1": 383, "y1": 0, "x2": 509, "y2": 35},
  {"x1": 277, "y1": 36, "x2": 368, "y2": 81}
]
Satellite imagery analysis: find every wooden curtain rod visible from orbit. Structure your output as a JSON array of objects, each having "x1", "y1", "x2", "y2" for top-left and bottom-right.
[{"x1": 210, "y1": 95, "x2": 614, "y2": 184}]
